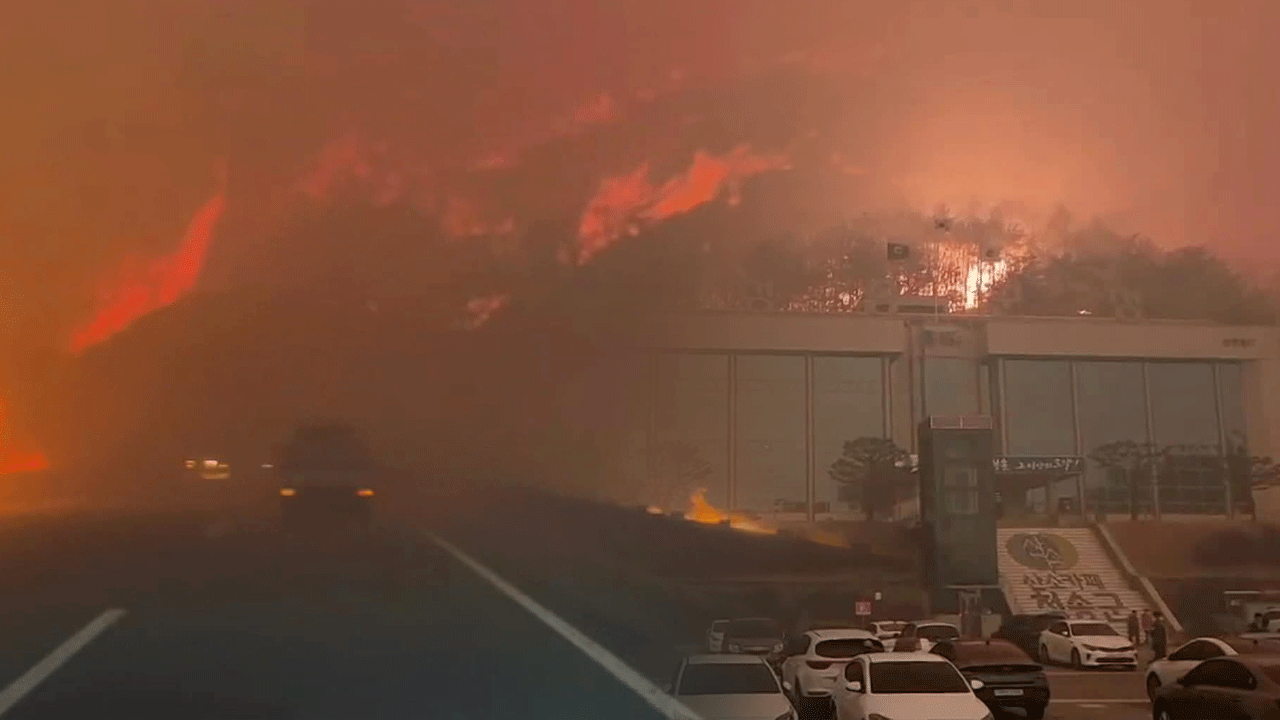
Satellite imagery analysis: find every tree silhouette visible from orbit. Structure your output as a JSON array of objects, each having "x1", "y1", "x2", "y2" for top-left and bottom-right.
[{"x1": 829, "y1": 437, "x2": 911, "y2": 521}]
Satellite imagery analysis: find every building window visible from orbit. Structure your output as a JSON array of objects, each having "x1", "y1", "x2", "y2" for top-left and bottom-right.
[
  {"x1": 1147, "y1": 362, "x2": 1226, "y2": 514},
  {"x1": 813, "y1": 356, "x2": 886, "y2": 516},
  {"x1": 1074, "y1": 361, "x2": 1151, "y2": 516},
  {"x1": 1001, "y1": 359, "x2": 1077, "y2": 513},
  {"x1": 654, "y1": 353, "x2": 730, "y2": 508},
  {"x1": 943, "y1": 465, "x2": 979, "y2": 515},
  {"x1": 735, "y1": 355, "x2": 806, "y2": 513}
]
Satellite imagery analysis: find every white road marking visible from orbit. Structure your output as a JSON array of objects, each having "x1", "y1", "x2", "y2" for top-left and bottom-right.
[
  {"x1": 0, "y1": 608, "x2": 127, "y2": 717},
  {"x1": 432, "y1": 536, "x2": 704, "y2": 720}
]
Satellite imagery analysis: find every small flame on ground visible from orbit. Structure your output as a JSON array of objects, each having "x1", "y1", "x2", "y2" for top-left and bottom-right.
[
  {"x1": 678, "y1": 489, "x2": 851, "y2": 547},
  {"x1": 684, "y1": 489, "x2": 776, "y2": 535}
]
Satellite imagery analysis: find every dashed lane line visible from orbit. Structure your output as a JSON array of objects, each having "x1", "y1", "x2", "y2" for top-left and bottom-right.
[
  {"x1": 431, "y1": 536, "x2": 704, "y2": 720},
  {"x1": 0, "y1": 608, "x2": 128, "y2": 717}
]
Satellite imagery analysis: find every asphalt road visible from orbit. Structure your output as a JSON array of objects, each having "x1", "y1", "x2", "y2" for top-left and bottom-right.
[
  {"x1": 0, "y1": 485, "x2": 1153, "y2": 720},
  {"x1": 0, "y1": 493, "x2": 678, "y2": 719}
]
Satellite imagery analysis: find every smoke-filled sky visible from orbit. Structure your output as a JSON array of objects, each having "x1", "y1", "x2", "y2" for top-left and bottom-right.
[{"x1": 3, "y1": 0, "x2": 1280, "y2": 355}]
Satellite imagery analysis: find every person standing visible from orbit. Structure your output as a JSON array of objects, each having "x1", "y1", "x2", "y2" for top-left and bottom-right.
[
  {"x1": 1140, "y1": 609, "x2": 1155, "y2": 645},
  {"x1": 1151, "y1": 611, "x2": 1169, "y2": 660},
  {"x1": 1127, "y1": 610, "x2": 1141, "y2": 646}
]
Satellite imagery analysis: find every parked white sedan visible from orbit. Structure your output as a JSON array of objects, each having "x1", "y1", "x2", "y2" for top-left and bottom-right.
[
  {"x1": 667, "y1": 654, "x2": 797, "y2": 720},
  {"x1": 832, "y1": 651, "x2": 994, "y2": 720},
  {"x1": 1145, "y1": 635, "x2": 1280, "y2": 698},
  {"x1": 1038, "y1": 619, "x2": 1137, "y2": 670}
]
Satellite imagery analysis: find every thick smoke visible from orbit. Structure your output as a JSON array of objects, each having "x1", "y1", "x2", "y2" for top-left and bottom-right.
[{"x1": 4, "y1": 0, "x2": 1280, "y2": 482}]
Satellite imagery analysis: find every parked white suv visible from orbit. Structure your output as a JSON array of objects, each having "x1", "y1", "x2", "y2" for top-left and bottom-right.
[{"x1": 779, "y1": 628, "x2": 883, "y2": 710}]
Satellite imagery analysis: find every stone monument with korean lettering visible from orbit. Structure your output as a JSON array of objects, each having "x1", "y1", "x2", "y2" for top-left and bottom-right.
[{"x1": 918, "y1": 415, "x2": 999, "y2": 612}]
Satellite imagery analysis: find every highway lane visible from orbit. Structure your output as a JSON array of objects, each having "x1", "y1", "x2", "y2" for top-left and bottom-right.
[{"x1": 0, "y1": 504, "x2": 676, "y2": 720}]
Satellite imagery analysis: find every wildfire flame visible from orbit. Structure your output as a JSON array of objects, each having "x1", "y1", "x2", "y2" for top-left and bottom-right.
[
  {"x1": 576, "y1": 145, "x2": 791, "y2": 264},
  {"x1": 70, "y1": 177, "x2": 227, "y2": 352}
]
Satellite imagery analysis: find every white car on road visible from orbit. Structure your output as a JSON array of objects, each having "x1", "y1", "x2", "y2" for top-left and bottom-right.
[
  {"x1": 779, "y1": 628, "x2": 883, "y2": 709},
  {"x1": 1145, "y1": 635, "x2": 1280, "y2": 698},
  {"x1": 1038, "y1": 619, "x2": 1137, "y2": 669},
  {"x1": 886, "y1": 621, "x2": 961, "y2": 653},
  {"x1": 832, "y1": 651, "x2": 994, "y2": 720},
  {"x1": 667, "y1": 654, "x2": 797, "y2": 720}
]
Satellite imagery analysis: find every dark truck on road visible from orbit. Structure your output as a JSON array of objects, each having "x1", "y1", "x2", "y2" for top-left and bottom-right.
[{"x1": 274, "y1": 422, "x2": 377, "y2": 534}]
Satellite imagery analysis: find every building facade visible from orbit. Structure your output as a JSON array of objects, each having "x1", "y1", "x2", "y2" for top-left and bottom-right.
[{"x1": 603, "y1": 311, "x2": 1278, "y2": 521}]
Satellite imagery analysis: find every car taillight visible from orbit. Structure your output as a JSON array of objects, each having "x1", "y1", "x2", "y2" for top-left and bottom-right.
[
  {"x1": 279, "y1": 488, "x2": 296, "y2": 496},
  {"x1": 806, "y1": 661, "x2": 833, "y2": 670}
]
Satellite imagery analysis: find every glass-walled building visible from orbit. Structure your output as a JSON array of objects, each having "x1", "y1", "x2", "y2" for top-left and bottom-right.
[{"x1": 609, "y1": 312, "x2": 1277, "y2": 521}]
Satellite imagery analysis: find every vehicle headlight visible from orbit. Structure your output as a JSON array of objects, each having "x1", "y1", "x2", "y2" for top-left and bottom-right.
[
  {"x1": 772, "y1": 642, "x2": 783, "y2": 653},
  {"x1": 728, "y1": 644, "x2": 741, "y2": 652}
]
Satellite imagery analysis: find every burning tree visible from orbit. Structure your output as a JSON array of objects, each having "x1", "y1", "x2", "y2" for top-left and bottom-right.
[
  {"x1": 645, "y1": 439, "x2": 713, "y2": 508},
  {"x1": 828, "y1": 436, "x2": 911, "y2": 521}
]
